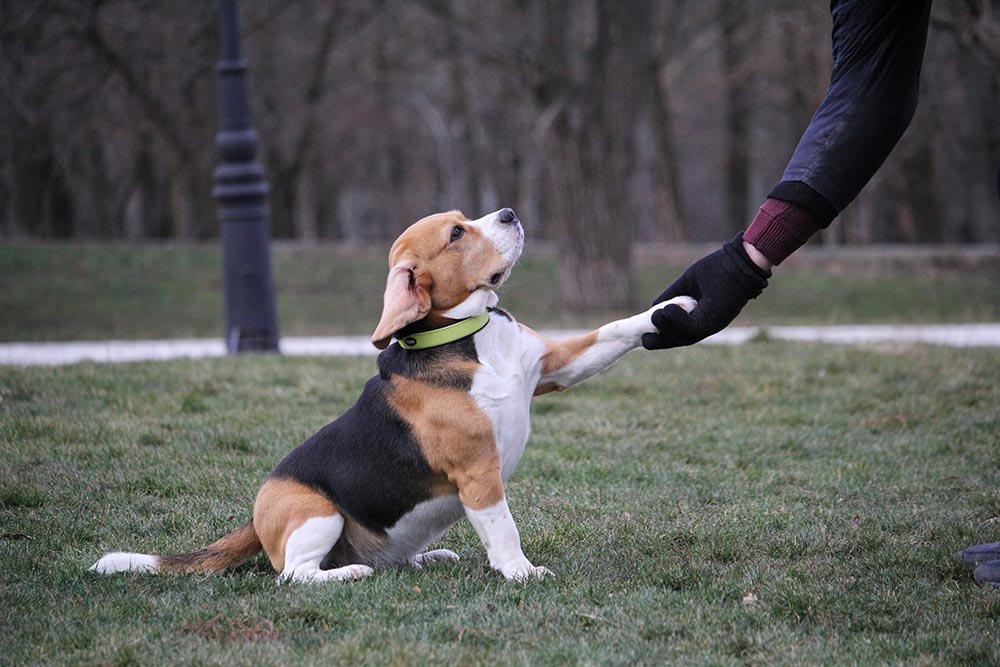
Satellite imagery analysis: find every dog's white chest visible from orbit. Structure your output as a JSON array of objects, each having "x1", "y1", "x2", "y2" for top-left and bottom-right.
[
  {"x1": 470, "y1": 369, "x2": 532, "y2": 480},
  {"x1": 470, "y1": 318, "x2": 542, "y2": 480}
]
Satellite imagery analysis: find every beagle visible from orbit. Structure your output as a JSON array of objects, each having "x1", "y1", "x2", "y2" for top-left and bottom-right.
[{"x1": 90, "y1": 208, "x2": 695, "y2": 582}]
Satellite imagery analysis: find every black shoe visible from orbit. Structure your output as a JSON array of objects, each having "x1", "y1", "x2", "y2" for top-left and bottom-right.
[
  {"x1": 954, "y1": 542, "x2": 1000, "y2": 566},
  {"x1": 973, "y1": 559, "x2": 1000, "y2": 588}
]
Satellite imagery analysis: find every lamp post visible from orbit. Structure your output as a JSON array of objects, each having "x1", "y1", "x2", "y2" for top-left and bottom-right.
[{"x1": 213, "y1": 0, "x2": 280, "y2": 353}]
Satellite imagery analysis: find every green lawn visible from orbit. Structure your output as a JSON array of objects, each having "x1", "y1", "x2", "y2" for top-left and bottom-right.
[
  {"x1": 3, "y1": 344, "x2": 999, "y2": 665},
  {"x1": 2, "y1": 243, "x2": 999, "y2": 342}
]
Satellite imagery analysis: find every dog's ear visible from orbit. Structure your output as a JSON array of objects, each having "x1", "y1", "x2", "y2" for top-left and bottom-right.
[{"x1": 372, "y1": 261, "x2": 431, "y2": 349}]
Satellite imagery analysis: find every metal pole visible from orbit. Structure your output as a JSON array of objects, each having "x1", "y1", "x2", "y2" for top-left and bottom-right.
[{"x1": 213, "y1": 0, "x2": 280, "y2": 353}]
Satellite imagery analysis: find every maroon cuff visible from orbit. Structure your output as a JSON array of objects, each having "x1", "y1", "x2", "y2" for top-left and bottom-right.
[{"x1": 743, "y1": 198, "x2": 821, "y2": 266}]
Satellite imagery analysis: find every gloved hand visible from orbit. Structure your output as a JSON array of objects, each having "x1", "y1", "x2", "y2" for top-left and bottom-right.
[{"x1": 642, "y1": 233, "x2": 771, "y2": 349}]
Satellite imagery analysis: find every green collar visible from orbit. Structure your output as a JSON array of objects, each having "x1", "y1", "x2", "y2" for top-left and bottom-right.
[{"x1": 396, "y1": 313, "x2": 490, "y2": 350}]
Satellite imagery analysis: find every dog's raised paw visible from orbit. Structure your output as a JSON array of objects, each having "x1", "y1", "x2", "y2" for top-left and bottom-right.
[
  {"x1": 663, "y1": 295, "x2": 697, "y2": 313},
  {"x1": 639, "y1": 296, "x2": 698, "y2": 335}
]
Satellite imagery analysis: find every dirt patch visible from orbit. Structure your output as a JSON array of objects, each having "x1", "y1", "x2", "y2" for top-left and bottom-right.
[{"x1": 179, "y1": 614, "x2": 277, "y2": 642}]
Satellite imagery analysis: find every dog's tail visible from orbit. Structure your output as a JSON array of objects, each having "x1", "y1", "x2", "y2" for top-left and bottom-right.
[{"x1": 89, "y1": 521, "x2": 262, "y2": 575}]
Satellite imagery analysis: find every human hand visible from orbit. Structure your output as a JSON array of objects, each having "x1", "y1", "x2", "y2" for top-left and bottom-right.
[{"x1": 641, "y1": 233, "x2": 771, "y2": 349}]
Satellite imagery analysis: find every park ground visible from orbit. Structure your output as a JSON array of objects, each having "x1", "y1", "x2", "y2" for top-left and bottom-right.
[{"x1": 2, "y1": 243, "x2": 999, "y2": 665}]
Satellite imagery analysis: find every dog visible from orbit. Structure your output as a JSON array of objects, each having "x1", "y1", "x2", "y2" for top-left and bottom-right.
[{"x1": 90, "y1": 208, "x2": 695, "y2": 582}]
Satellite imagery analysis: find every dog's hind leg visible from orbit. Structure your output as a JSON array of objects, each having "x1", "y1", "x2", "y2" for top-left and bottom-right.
[
  {"x1": 279, "y1": 514, "x2": 374, "y2": 583},
  {"x1": 254, "y1": 478, "x2": 373, "y2": 583}
]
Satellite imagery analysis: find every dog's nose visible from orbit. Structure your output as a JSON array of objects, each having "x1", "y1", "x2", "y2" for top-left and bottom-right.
[{"x1": 498, "y1": 208, "x2": 518, "y2": 225}]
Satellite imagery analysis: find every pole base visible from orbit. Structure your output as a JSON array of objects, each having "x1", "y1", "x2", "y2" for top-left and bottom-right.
[{"x1": 227, "y1": 327, "x2": 280, "y2": 354}]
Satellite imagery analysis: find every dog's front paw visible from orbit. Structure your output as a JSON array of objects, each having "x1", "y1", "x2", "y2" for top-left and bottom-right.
[
  {"x1": 661, "y1": 295, "x2": 697, "y2": 313},
  {"x1": 499, "y1": 558, "x2": 554, "y2": 582},
  {"x1": 635, "y1": 296, "x2": 697, "y2": 336}
]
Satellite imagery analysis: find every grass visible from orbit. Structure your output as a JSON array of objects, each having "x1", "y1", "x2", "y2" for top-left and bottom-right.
[
  {"x1": 2, "y1": 343, "x2": 1000, "y2": 665},
  {"x1": 2, "y1": 243, "x2": 999, "y2": 342}
]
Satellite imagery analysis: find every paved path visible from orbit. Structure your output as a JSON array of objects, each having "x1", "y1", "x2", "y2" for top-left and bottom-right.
[{"x1": 2, "y1": 323, "x2": 1000, "y2": 366}]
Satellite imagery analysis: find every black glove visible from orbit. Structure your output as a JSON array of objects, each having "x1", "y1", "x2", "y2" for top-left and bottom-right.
[{"x1": 642, "y1": 233, "x2": 771, "y2": 349}]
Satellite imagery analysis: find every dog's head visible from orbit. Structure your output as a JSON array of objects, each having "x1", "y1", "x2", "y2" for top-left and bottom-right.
[{"x1": 371, "y1": 208, "x2": 524, "y2": 349}]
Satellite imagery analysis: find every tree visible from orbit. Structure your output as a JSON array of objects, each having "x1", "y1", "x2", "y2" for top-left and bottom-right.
[
  {"x1": 1, "y1": 0, "x2": 997, "y2": 266},
  {"x1": 528, "y1": 1, "x2": 655, "y2": 309}
]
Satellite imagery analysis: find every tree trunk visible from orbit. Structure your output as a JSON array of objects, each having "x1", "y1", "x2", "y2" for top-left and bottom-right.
[
  {"x1": 294, "y1": 163, "x2": 318, "y2": 242},
  {"x1": 3, "y1": 142, "x2": 17, "y2": 239},
  {"x1": 168, "y1": 165, "x2": 194, "y2": 240},
  {"x1": 543, "y1": 0, "x2": 651, "y2": 311},
  {"x1": 647, "y1": 60, "x2": 685, "y2": 242},
  {"x1": 722, "y1": 4, "x2": 749, "y2": 226},
  {"x1": 547, "y1": 128, "x2": 636, "y2": 309}
]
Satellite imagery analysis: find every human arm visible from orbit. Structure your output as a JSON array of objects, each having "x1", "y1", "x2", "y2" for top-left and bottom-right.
[{"x1": 643, "y1": 0, "x2": 932, "y2": 350}]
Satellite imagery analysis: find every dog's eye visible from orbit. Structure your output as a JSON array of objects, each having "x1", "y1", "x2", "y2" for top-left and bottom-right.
[{"x1": 450, "y1": 225, "x2": 465, "y2": 242}]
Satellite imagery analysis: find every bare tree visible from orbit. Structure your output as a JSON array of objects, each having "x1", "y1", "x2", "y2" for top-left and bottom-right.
[
  {"x1": 1, "y1": 0, "x2": 997, "y2": 285},
  {"x1": 528, "y1": 1, "x2": 657, "y2": 309}
]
